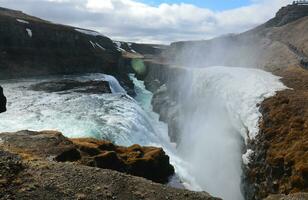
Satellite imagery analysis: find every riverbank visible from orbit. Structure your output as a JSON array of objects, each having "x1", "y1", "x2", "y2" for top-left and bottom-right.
[{"x1": 245, "y1": 66, "x2": 308, "y2": 199}]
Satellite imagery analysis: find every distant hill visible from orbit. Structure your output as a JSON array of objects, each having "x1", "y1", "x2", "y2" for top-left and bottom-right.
[{"x1": 163, "y1": 4, "x2": 308, "y2": 71}]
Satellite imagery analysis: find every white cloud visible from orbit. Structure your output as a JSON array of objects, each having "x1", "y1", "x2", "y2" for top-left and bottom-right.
[
  {"x1": 0, "y1": 0, "x2": 293, "y2": 43},
  {"x1": 86, "y1": 0, "x2": 114, "y2": 11}
]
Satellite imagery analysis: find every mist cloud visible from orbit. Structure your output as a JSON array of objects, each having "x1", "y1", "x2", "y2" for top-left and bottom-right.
[{"x1": 0, "y1": 0, "x2": 292, "y2": 43}]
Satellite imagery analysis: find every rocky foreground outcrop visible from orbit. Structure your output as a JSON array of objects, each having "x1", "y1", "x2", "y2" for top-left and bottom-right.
[
  {"x1": 0, "y1": 130, "x2": 220, "y2": 200},
  {"x1": 0, "y1": 130, "x2": 174, "y2": 183},
  {"x1": 0, "y1": 86, "x2": 6, "y2": 113}
]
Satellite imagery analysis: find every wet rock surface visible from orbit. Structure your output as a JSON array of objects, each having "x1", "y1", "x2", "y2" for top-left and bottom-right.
[
  {"x1": 0, "y1": 130, "x2": 220, "y2": 200},
  {"x1": 30, "y1": 80, "x2": 112, "y2": 94},
  {"x1": 0, "y1": 86, "x2": 6, "y2": 113}
]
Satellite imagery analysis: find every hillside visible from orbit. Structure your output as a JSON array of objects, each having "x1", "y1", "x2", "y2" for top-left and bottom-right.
[
  {"x1": 163, "y1": 4, "x2": 308, "y2": 71},
  {"x1": 0, "y1": 7, "x2": 120, "y2": 78}
]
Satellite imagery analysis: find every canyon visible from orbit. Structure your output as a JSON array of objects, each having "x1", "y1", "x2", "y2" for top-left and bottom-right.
[{"x1": 0, "y1": 3, "x2": 307, "y2": 200}]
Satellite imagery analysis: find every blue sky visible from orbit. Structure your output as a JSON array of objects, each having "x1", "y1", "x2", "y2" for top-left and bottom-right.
[{"x1": 138, "y1": 0, "x2": 252, "y2": 10}]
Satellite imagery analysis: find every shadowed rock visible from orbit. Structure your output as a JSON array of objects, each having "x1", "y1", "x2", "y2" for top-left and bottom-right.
[
  {"x1": 30, "y1": 80, "x2": 112, "y2": 94},
  {"x1": 0, "y1": 86, "x2": 6, "y2": 113}
]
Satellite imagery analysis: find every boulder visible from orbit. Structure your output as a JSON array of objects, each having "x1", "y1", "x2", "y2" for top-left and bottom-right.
[
  {"x1": 71, "y1": 138, "x2": 175, "y2": 183},
  {"x1": 0, "y1": 86, "x2": 6, "y2": 113}
]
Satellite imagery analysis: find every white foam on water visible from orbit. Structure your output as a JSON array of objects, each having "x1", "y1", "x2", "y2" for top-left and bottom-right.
[{"x1": 0, "y1": 74, "x2": 150, "y2": 146}]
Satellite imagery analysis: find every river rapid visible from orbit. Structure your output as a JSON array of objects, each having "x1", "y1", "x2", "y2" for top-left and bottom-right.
[{"x1": 0, "y1": 67, "x2": 287, "y2": 200}]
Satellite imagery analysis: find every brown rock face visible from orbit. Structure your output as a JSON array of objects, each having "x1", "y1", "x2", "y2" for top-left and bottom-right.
[
  {"x1": 0, "y1": 130, "x2": 174, "y2": 184},
  {"x1": 264, "y1": 193, "x2": 308, "y2": 200},
  {"x1": 245, "y1": 67, "x2": 308, "y2": 200},
  {"x1": 0, "y1": 86, "x2": 6, "y2": 113},
  {"x1": 69, "y1": 138, "x2": 175, "y2": 183}
]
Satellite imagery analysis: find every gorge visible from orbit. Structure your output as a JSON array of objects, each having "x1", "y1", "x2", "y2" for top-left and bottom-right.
[{"x1": 0, "y1": 3, "x2": 308, "y2": 200}]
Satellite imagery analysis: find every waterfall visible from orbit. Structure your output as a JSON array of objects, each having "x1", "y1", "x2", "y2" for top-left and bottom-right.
[
  {"x1": 102, "y1": 74, "x2": 127, "y2": 94},
  {"x1": 173, "y1": 66, "x2": 287, "y2": 200},
  {"x1": 0, "y1": 69, "x2": 287, "y2": 200}
]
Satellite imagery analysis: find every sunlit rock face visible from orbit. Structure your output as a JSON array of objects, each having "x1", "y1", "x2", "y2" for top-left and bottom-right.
[{"x1": 0, "y1": 86, "x2": 6, "y2": 113}]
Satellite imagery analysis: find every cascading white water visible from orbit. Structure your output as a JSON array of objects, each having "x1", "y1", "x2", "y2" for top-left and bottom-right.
[
  {"x1": 174, "y1": 66, "x2": 287, "y2": 200},
  {"x1": 0, "y1": 69, "x2": 286, "y2": 200},
  {"x1": 0, "y1": 74, "x2": 163, "y2": 146}
]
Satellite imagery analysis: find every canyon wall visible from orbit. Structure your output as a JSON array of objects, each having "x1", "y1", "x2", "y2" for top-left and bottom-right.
[{"x1": 139, "y1": 4, "x2": 308, "y2": 200}]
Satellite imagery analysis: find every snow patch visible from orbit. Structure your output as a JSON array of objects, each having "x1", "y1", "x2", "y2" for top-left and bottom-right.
[
  {"x1": 88, "y1": 41, "x2": 105, "y2": 51},
  {"x1": 17, "y1": 19, "x2": 29, "y2": 24},
  {"x1": 26, "y1": 28, "x2": 32, "y2": 38},
  {"x1": 95, "y1": 43, "x2": 106, "y2": 50},
  {"x1": 75, "y1": 28, "x2": 103, "y2": 37},
  {"x1": 114, "y1": 41, "x2": 126, "y2": 52},
  {"x1": 89, "y1": 41, "x2": 96, "y2": 48},
  {"x1": 127, "y1": 43, "x2": 138, "y2": 53}
]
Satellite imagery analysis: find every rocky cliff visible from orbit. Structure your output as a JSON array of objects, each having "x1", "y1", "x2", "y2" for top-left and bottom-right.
[
  {"x1": 0, "y1": 7, "x2": 120, "y2": 78},
  {"x1": 0, "y1": 86, "x2": 6, "y2": 113},
  {"x1": 265, "y1": 4, "x2": 308, "y2": 27},
  {"x1": 0, "y1": 7, "x2": 140, "y2": 95},
  {"x1": 244, "y1": 66, "x2": 308, "y2": 200}
]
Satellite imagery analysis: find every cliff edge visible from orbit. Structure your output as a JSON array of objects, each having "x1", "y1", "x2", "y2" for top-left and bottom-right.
[{"x1": 0, "y1": 130, "x2": 220, "y2": 200}]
